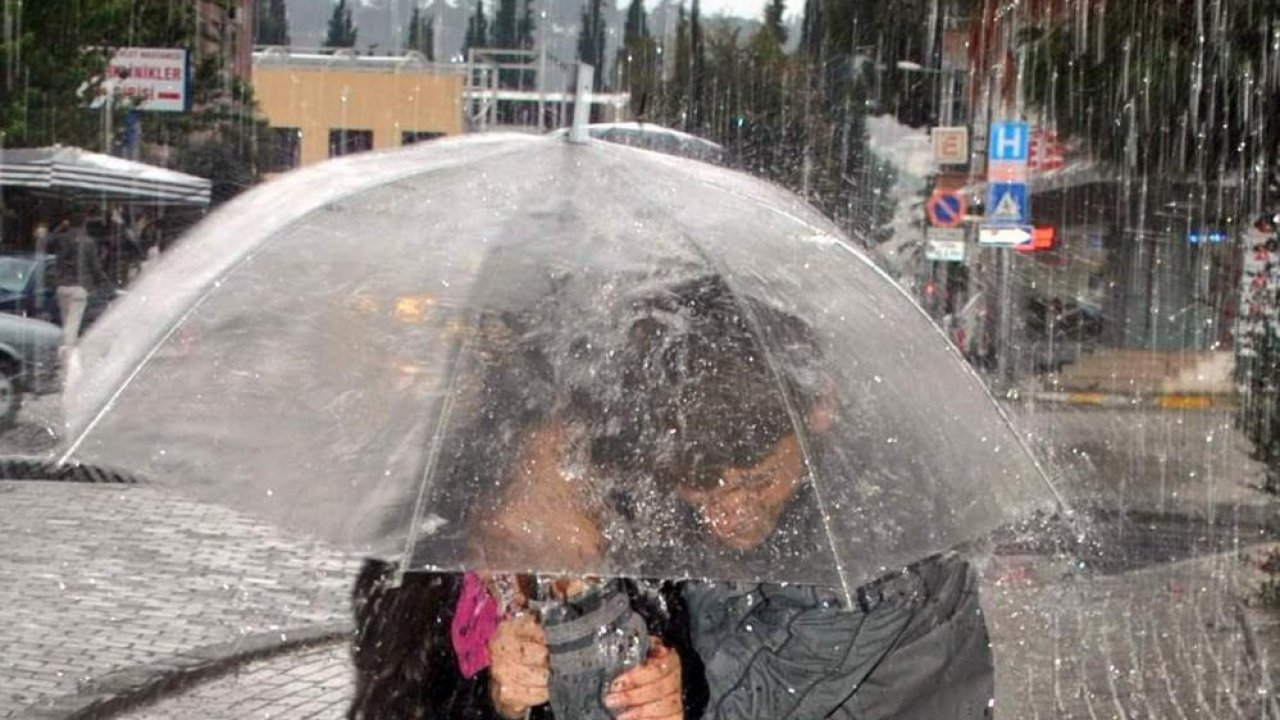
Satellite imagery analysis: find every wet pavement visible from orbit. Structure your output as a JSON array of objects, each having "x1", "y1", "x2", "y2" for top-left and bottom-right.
[
  {"x1": 986, "y1": 550, "x2": 1276, "y2": 719},
  {"x1": 0, "y1": 478, "x2": 360, "y2": 718},
  {"x1": 110, "y1": 549, "x2": 1278, "y2": 720},
  {"x1": 118, "y1": 644, "x2": 351, "y2": 720},
  {"x1": 1, "y1": 398, "x2": 1277, "y2": 718}
]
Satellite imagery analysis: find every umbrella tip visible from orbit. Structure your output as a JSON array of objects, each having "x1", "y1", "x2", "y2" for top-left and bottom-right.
[{"x1": 568, "y1": 63, "x2": 595, "y2": 145}]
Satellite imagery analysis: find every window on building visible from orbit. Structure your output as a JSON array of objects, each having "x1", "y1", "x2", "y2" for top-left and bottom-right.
[
  {"x1": 266, "y1": 128, "x2": 302, "y2": 173},
  {"x1": 329, "y1": 129, "x2": 374, "y2": 158},
  {"x1": 401, "y1": 131, "x2": 444, "y2": 146}
]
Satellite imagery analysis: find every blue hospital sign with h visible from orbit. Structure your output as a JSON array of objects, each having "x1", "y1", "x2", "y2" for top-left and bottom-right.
[{"x1": 989, "y1": 121, "x2": 1029, "y2": 163}]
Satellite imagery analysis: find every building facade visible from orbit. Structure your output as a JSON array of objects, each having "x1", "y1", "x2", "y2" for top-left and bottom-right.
[
  {"x1": 198, "y1": 0, "x2": 255, "y2": 83},
  {"x1": 252, "y1": 51, "x2": 465, "y2": 169}
]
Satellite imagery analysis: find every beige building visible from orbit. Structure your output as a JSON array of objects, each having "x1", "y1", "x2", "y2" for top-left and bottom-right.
[{"x1": 252, "y1": 50, "x2": 465, "y2": 169}]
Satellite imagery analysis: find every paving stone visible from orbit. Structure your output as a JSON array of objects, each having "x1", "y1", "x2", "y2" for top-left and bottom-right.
[
  {"x1": 0, "y1": 481, "x2": 360, "y2": 718},
  {"x1": 117, "y1": 645, "x2": 351, "y2": 720}
]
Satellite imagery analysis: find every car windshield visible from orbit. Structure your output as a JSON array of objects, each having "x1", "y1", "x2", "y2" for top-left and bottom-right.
[{"x1": 0, "y1": 257, "x2": 35, "y2": 294}]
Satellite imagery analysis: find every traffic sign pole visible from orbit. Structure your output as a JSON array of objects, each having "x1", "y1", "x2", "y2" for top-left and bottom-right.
[{"x1": 982, "y1": 121, "x2": 1032, "y2": 384}]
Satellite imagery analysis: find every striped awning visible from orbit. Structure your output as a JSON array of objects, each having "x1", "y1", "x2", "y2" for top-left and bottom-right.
[{"x1": 0, "y1": 145, "x2": 211, "y2": 207}]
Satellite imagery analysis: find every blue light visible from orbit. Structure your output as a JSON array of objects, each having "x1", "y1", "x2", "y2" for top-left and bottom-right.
[{"x1": 1187, "y1": 231, "x2": 1227, "y2": 244}]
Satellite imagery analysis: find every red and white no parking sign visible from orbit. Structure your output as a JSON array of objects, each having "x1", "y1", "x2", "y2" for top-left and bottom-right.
[{"x1": 926, "y1": 191, "x2": 967, "y2": 228}]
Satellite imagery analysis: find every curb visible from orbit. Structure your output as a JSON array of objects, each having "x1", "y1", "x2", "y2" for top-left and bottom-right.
[
  {"x1": 0, "y1": 456, "x2": 141, "y2": 484},
  {"x1": 1014, "y1": 390, "x2": 1237, "y2": 409},
  {"x1": 19, "y1": 623, "x2": 353, "y2": 720}
]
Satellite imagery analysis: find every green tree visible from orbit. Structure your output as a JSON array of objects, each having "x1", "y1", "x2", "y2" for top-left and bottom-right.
[
  {"x1": 494, "y1": 0, "x2": 519, "y2": 48},
  {"x1": 464, "y1": 0, "x2": 489, "y2": 54},
  {"x1": 664, "y1": 4, "x2": 692, "y2": 129},
  {"x1": 170, "y1": 81, "x2": 277, "y2": 205},
  {"x1": 406, "y1": 7, "x2": 434, "y2": 59},
  {"x1": 689, "y1": 0, "x2": 705, "y2": 127},
  {"x1": 1024, "y1": 0, "x2": 1279, "y2": 190},
  {"x1": 762, "y1": 0, "x2": 787, "y2": 47},
  {"x1": 0, "y1": 0, "x2": 194, "y2": 150},
  {"x1": 517, "y1": 0, "x2": 536, "y2": 48},
  {"x1": 617, "y1": 0, "x2": 659, "y2": 117},
  {"x1": 0, "y1": 0, "x2": 276, "y2": 241},
  {"x1": 324, "y1": 0, "x2": 358, "y2": 49},
  {"x1": 577, "y1": 0, "x2": 607, "y2": 91},
  {"x1": 254, "y1": 0, "x2": 290, "y2": 46}
]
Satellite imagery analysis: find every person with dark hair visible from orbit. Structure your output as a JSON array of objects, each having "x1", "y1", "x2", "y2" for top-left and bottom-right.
[
  {"x1": 45, "y1": 210, "x2": 111, "y2": 357},
  {"x1": 348, "y1": 297, "x2": 699, "y2": 720},
  {"x1": 588, "y1": 275, "x2": 995, "y2": 719}
]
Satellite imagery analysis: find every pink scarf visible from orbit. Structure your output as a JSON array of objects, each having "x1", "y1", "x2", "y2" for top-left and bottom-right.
[{"x1": 451, "y1": 572, "x2": 501, "y2": 678}]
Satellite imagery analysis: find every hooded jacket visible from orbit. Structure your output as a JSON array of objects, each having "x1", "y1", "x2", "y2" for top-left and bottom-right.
[{"x1": 682, "y1": 552, "x2": 993, "y2": 720}]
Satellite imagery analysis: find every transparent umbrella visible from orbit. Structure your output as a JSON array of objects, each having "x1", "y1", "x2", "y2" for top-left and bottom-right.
[{"x1": 58, "y1": 133, "x2": 1062, "y2": 600}]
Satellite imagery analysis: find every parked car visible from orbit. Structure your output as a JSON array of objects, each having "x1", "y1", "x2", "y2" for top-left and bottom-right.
[
  {"x1": 0, "y1": 311, "x2": 61, "y2": 428},
  {"x1": 0, "y1": 253, "x2": 114, "y2": 328}
]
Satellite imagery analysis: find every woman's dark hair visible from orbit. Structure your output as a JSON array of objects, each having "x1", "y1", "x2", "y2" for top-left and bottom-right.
[
  {"x1": 585, "y1": 275, "x2": 822, "y2": 490},
  {"x1": 348, "y1": 560, "x2": 505, "y2": 719}
]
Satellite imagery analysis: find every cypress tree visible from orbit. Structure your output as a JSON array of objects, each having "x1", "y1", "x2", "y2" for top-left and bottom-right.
[{"x1": 324, "y1": 0, "x2": 358, "y2": 48}]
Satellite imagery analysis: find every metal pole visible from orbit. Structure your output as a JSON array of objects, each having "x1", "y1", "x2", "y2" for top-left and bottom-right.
[
  {"x1": 568, "y1": 63, "x2": 593, "y2": 143},
  {"x1": 103, "y1": 83, "x2": 113, "y2": 156},
  {"x1": 433, "y1": 0, "x2": 443, "y2": 62},
  {"x1": 996, "y1": 248, "x2": 1012, "y2": 380},
  {"x1": 537, "y1": 3, "x2": 547, "y2": 130},
  {"x1": 391, "y1": 0, "x2": 401, "y2": 54},
  {"x1": 997, "y1": 23, "x2": 1029, "y2": 382}
]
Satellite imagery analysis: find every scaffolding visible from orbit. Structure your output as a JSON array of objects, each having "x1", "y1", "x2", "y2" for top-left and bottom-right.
[{"x1": 464, "y1": 48, "x2": 630, "y2": 132}]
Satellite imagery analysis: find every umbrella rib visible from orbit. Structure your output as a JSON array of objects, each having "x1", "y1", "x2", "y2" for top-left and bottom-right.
[
  {"x1": 816, "y1": 236, "x2": 1070, "y2": 512},
  {"x1": 640, "y1": 148, "x2": 1068, "y2": 513},
  {"x1": 57, "y1": 248, "x2": 268, "y2": 465},
  {"x1": 397, "y1": 327, "x2": 474, "y2": 581}
]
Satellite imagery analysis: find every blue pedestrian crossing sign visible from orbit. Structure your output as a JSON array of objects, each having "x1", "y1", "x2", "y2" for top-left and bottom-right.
[
  {"x1": 986, "y1": 182, "x2": 1028, "y2": 226},
  {"x1": 989, "y1": 121, "x2": 1030, "y2": 162}
]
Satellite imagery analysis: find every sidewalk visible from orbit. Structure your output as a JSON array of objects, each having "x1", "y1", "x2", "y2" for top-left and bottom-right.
[
  {"x1": 1001, "y1": 348, "x2": 1241, "y2": 409},
  {"x1": 0, "y1": 480, "x2": 360, "y2": 719},
  {"x1": 985, "y1": 548, "x2": 1277, "y2": 719}
]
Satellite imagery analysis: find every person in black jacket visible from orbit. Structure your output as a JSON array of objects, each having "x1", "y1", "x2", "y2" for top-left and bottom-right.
[
  {"x1": 587, "y1": 275, "x2": 994, "y2": 719},
  {"x1": 45, "y1": 211, "x2": 111, "y2": 357}
]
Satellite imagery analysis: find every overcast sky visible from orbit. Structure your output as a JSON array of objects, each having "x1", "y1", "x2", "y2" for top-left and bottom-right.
[{"x1": 700, "y1": 0, "x2": 768, "y2": 18}]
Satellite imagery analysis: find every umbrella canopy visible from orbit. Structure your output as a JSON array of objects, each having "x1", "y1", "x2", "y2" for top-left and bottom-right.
[
  {"x1": 551, "y1": 123, "x2": 726, "y2": 164},
  {"x1": 59, "y1": 133, "x2": 1060, "y2": 595},
  {"x1": 0, "y1": 145, "x2": 211, "y2": 207}
]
